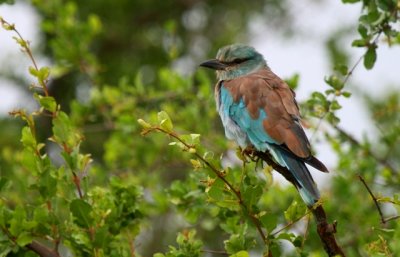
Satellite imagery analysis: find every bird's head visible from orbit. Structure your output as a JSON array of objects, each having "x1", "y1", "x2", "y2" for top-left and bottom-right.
[{"x1": 200, "y1": 44, "x2": 267, "y2": 80}]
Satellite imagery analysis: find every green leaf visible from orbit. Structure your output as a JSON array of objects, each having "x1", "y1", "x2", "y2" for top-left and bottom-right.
[
  {"x1": 284, "y1": 201, "x2": 306, "y2": 222},
  {"x1": 324, "y1": 75, "x2": 344, "y2": 90},
  {"x1": 260, "y1": 213, "x2": 277, "y2": 232},
  {"x1": 87, "y1": 14, "x2": 102, "y2": 34},
  {"x1": 284, "y1": 73, "x2": 300, "y2": 90},
  {"x1": 28, "y1": 66, "x2": 39, "y2": 78},
  {"x1": 0, "y1": 177, "x2": 11, "y2": 192},
  {"x1": 52, "y1": 111, "x2": 78, "y2": 147},
  {"x1": 330, "y1": 100, "x2": 342, "y2": 111},
  {"x1": 358, "y1": 24, "x2": 368, "y2": 38},
  {"x1": 16, "y1": 232, "x2": 33, "y2": 247},
  {"x1": 206, "y1": 178, "x2": 225, "y2": 201},
  {"x1": 157, "y1": 111, "x2": 173, "y2": 132},
  {"x1": 364, "y1": 46, "x2": 377, "y2": 70},
  {"x1": 153, "y1": 254, "x2": 165, "y2": 257},
  {"x1": 20, "y1": 126, "x2": 36, "y2": 151},
  {"x1": 70, "y1": 199, "x2": 93, "y2": 228},
  {"x1": 352, "y1": 39, "x2": 368, "y2": 47},
  {"x1": 137, "y1": 118, "x2": 151, "y2": 128},
  {"x1": 93, "y1": 226, "x2": 108, "y2": 248},
  {"x1": 9, "y1": 206, "x2": 26, "y2": 236},
  {"x1": 37, "y1": 66, "x2": 50, "y2": 82},
  {"x1": 230, "y1": 250, "x2": 249, "y2": 257},
  {"x1": 35, "y1": 94, "x2": 57, "y2": 113},
  {"x1": 334, "y1": 64, "x2": 348, "y2": 76},
  {"x1": 242, "y1": 184, "x2": 262, "y2": 208},
  {"x1": 342, "y1": 91, "x2": 352, "y2": 98}
]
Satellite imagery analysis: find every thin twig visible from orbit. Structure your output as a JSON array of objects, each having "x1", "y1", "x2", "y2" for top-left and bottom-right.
[
  {"x1": 383, "y1": 215, "x2": 400, "y2": 223},
  {"x1": 357, "y1": 174, "x2": 386, "y2": 224},
  {"x1": 301, "y1": 214, "x2": 311, "y2": 250},
  {"x1": 271, "y1": 209, "x2": 312, "y2": 236},
  {"x1": 0, "y1": 18, "x2": 49, "y2": 96},
  {"x1": 310, "y1": 30, "x2": 384, "y2": 142},
  {"x1": 149, "y1": 127, "x2": 268, "y2": 244}
]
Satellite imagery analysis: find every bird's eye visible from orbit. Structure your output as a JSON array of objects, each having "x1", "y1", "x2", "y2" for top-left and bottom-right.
[{"x1": 231, "y1": 58, "x2": 248, "y2": 64}]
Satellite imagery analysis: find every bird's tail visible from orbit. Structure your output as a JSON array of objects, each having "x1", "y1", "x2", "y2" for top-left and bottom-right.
[{"x1": 278, "y1": 150, "x2": 320, "y2": 207}]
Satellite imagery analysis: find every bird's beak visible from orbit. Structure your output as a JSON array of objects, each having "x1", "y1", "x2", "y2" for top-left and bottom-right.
[{"x1": 199, "y1": 59, "x2": 228, "y2": 70}]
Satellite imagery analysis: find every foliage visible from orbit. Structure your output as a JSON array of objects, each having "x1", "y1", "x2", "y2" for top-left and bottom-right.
[{"x1": 0, "y1": 0, "x2": 400, "y2": 256}]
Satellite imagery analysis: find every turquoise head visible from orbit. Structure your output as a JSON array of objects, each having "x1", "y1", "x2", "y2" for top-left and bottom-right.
[{"x1": 200, "y1": 44, "x2": 268, "y2": 80}]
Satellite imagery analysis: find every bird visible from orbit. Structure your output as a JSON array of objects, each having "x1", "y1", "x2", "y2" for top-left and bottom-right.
[{"x1": 199, "y1": 44, "x2": 328, "y2": 207}]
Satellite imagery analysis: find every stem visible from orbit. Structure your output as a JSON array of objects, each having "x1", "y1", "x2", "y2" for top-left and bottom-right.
[
  {"x1": 310, "y1": 28, "x2": 385, "y2": 142},
  {"x1": 357, "y1": 174, "x2": 386, "y2": 224},
  {"x1": 72, "y1": 172, "x2": 84, "y2": 199},
  {"x1": 153, "y1": 127, "x2": 268, "y2": 244},
  {"x1": 1, "y1": 19, "x2": 49, "y2": 96}
]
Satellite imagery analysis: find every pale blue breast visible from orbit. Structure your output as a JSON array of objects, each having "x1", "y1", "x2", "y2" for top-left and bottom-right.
[
  {"x1": 216, "y1": 84, "x2": 281, "y2": 159},
  {"x1": 217, "y1": 85, "x2": 249, "y2": 148}
]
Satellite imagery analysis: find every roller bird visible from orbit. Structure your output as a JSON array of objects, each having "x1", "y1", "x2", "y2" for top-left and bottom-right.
[{"x1": 200, "y1": 44, "x2": 328, "y2": 207}]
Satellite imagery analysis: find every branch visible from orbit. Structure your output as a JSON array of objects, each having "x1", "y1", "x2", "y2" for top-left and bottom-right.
[
  {"x1": 251, "y1": 150, "x2": 346, "y2": 257},
  {"x1": 26, "y1": 241, "x2": 60, "y2": 257},
  {"x1": 147, "y1": 127, "x2": 268, "y2": 244},
  {"x1": 357, "y1": 174, "x2": 386, "y2": 224},
  {"x1": 383, "y1": 215, "x2": 400, "y2": 223},
  {"x1": 0, "y1": 18, "x2": 49, "y2": 96},
  {"x1": 311, "y1": 28, "x2": 386, "y2": 142}
]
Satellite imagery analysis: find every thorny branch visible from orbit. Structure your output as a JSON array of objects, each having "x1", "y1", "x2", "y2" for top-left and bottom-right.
[{"x1": 252, "y1": 150, "x2": 346, "y2": 257}]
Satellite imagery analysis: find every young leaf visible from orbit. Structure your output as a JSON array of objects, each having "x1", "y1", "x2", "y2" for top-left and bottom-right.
[
  {"x1": 70, "y1": 199, "x2": 93, "y2": 228},
  {"x1": 16, "y1": 232, "x2": 33, "y2": 247},
  {"x1": 35, "y1": 94, "x2": 57, "y2": 113},
  {"x1": 157, "y1": 111, "x2": 173, "y2": 132},
  {"x1": 364, "y1": 46, "x2": 377, "y2": 70},
  {"x1": 230, "y1": 250, "x2": 249, "y2": 257},
  {"x1": 20, "y1": 126, "x2": 36, "y2": 151}
]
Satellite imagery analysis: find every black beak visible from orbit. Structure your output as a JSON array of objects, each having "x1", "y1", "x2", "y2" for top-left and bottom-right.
[{"x1": 199, "y1": 59, "x2": 228, "y2": 70}]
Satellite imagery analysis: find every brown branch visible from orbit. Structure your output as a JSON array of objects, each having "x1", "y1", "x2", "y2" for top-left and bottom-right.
[
  {"x1": 252, "y1": 150, "x2": 346, "y2": 257},
  {"x1": 26, "y1": 241, "x2": 60, "y2": 257},
  {"x1": 357, "y1": 174, "x2": 386, "y2": 224},
  {"x1": 72, "y1": 172, "x2": 84, "y2": 199}
]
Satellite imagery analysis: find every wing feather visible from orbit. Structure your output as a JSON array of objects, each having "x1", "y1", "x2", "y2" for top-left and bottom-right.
[{"x1": 223, "y1": 68, "x2": 312, "y2": 159}]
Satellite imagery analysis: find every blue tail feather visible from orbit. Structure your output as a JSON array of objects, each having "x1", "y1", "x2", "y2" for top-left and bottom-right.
[{"x1": 277, "y1": 149, "x2": 320, "y2": 206}]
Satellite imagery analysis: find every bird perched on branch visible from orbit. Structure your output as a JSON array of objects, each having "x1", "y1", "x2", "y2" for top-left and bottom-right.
[{"x1": 200, "y1": 44, "x2": 328, "y2": 207}]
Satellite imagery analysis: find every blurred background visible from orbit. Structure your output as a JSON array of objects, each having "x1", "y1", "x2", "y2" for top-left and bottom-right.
[{"x1": 1, "y1": 0, "x2": 399, "y2": 256}]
